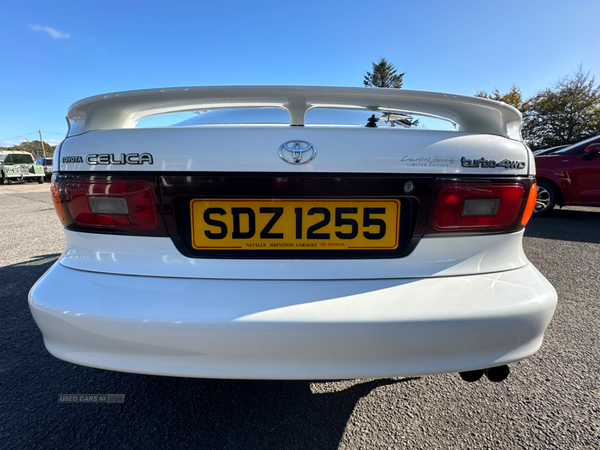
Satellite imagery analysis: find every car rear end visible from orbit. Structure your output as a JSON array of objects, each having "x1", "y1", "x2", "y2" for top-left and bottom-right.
[
  {"x1": 36, "y1": 157, "x2": 54, "y2": 179},
  {"x1": 1, "y1": 151, "x2": 44, "y2": 184},
  {"x1": 29, "y1": 86, "x2": 556, "y2": 380}
]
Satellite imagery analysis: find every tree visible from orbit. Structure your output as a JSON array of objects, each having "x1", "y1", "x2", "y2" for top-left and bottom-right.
[
  {"x1": 522, "y1": 67, "x2": 600, "y2": 149},
  {"x1": 8, "y1": 140, "x2": 57, "y2": 157},
  {"x1": 363, "y1": 58, "x2": 419, "y2": 126},
  {"x1": 364, "y1": 58, "x2": 404, "y2": 88},
  {"x1": 475, "y1": 86, "x2": 526, "y2": 111}
]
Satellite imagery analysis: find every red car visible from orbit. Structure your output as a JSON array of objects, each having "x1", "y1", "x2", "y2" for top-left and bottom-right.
[{"x1": 534, "y1": 135, "x2": 600, "y2": 215}]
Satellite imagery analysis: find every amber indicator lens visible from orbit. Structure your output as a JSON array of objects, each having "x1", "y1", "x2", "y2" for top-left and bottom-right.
[
  {"x1": 521, "y1": 183, "x2": 537, "y2": 225},
  {"x1": 50, "y1": 178, "x2": 66, "y2": 224}
]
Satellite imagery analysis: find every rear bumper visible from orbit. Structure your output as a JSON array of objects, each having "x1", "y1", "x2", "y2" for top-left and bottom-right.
[
  {"x1": 5, "y1": 173, "x2": 41, "y2": 179},
  {"x1": 29, "y1": 263, "x2": 557, "y2": 379}
]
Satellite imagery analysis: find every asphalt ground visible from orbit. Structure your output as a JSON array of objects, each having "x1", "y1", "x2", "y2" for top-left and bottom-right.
[{"x1": 1, "y1": 182, "x2": 599, "y2": 449}]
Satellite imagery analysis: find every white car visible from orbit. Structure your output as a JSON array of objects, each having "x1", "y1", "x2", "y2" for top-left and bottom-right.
[
  {"x1": 29, "y1": 86, "x2": 557, "y2": 382},
  {"x1": 35, "y1": 157, "x2": 54, "y2": 180}
]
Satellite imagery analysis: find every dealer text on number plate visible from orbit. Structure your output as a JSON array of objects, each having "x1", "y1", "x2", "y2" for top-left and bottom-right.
[{"x1": 190, "y1": 199, "x2": 400, "y2": 250}]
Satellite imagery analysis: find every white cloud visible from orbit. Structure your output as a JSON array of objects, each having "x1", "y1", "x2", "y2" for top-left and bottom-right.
[{"x1": 29, "y1": 24, "x2": 70, "y2": 39}]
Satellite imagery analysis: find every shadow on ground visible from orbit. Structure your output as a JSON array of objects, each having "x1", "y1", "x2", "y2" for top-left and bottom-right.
[
  {"x1": 1, "y1": 254, "x2": 419, "y2": 449},
  {"x1": 525, "y1": 207, "x2": 600, "y2": 244}
]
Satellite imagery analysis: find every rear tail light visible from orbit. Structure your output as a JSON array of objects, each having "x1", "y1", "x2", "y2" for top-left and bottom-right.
[
  {"x1": 53, "y1": 175, "x2": 168, "y2": 236},
  {"x1": 64, "y1": 181, "x2": 157, "y2": 229},
  {"x1": 426, "y1": 178, "x2": 535, "y2": 235},
  {"x1": 52, "y1": 174, "x2": 535, "y2": 240}
]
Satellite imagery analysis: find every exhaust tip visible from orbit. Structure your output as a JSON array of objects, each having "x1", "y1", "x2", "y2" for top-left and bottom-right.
[
  {"x1": 484, "y1": 365, "x2": 510, "y2": 382},
  {"x1": 459, "y1": 369, "x2": 484, "y2": 382}
]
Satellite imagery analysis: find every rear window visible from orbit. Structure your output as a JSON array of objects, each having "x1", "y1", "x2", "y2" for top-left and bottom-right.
[
  {"x1": 3, "y1": 154, "x2": 35, "y2": 164},
  {"x1": 173, "y1": 108, "x2": 289, "y2": 126},
  {"x1": 304, "y1": 108, "x2": 456, "y2": 130},
  {"x1": 554, "y1": 135, "x2": 600, "y2": 154},
  {"x1": 136, "y1": 107, "x2": 457, "y2": 131}
]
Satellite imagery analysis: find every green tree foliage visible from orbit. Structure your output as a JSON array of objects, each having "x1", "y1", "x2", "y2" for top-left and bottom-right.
[
  {"x1": 364, "y1": 58, "x2": 404, "y2": 88},
  {"x1": 475, "y1": 86, "x2": 526, "y2": 111},
  {"x1": 6, "y1": 140, "x2": 57, "y2": 157},
  {"x1": 363, "y1": 58, "x2": 420, "y2": 127},
  {"x1": 522, "y1": 68, "x2": 600, "y2": 149}
]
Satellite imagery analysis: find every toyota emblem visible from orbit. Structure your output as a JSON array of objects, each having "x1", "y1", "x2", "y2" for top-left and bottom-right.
[{"x1": 278, "y1": 140, "x2": 316, "y2": 164}]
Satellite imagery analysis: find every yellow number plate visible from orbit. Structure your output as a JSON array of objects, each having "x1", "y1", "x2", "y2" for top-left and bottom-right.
[{"x1": 190, "y1": 199, "x2": 400, "y2": 250}]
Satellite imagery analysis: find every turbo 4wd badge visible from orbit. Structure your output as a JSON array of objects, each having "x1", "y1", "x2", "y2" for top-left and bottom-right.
[{"x1": 461, "y1": 157, "x2": 525, "y2": 169}]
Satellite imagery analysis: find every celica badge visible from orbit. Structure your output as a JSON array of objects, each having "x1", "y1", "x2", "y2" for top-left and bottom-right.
[{"x1": 85, "y1": 153, "x2": 154, "y2": 165}]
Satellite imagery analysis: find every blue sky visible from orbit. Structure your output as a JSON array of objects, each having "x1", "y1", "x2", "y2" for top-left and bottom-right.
[{"x1": 1, "y1": 0, "x2": 599, "y2": 147}]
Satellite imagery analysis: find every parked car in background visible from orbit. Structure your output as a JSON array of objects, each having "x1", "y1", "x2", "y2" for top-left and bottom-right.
[
  {"x1": 30, "y1": 86, "x2": 557, "y2": 383},
  {"x1": 0, "y1": 151, "x2": 44, "y2": 184},
  {"x1": 534, "y1": 135, "x2": 600, "y2": 215},
  {"x1": 532, "y1": 145, "x2": 569, "y2": 156},
  {"x1": 35, "y1": 157, "x2": 54, "y2": 180}
]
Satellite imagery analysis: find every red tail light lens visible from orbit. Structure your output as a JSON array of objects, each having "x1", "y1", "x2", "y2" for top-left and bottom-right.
[
  {"x1": 63, "y1": 180, "x2": 158, "y2": 230},
  {"x1": 432, "y1": 183, "x2": 526, "y2": 231}
]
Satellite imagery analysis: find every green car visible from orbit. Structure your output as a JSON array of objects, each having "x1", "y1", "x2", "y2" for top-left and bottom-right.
[{"x1": 0, "y1": 151, "x2": 45, "y2": 184}]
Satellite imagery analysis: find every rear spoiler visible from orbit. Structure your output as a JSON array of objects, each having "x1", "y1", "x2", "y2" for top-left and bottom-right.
[{"x1": 66, "y1": 86, "x2": 523, "y2": 140}]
